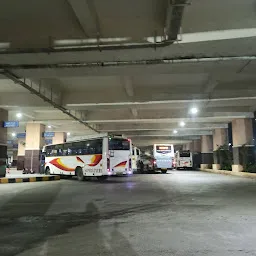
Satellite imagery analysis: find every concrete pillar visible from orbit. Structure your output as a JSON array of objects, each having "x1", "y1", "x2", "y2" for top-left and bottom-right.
[
  {"x1": 12, "y1": 150, "x2": 18, "y2": 166},
  {"x1": 0, "y1": 109, "x2": 7, "y2": 176},
  {"x1": 186, "y1": 142, "x2": 194, "y2": 152},
  {"x1": 200, "y1": 135, "x2": 213, "y2": 169},
  {"x1": 193, "y1": 139, "x2": 201, "y2": 153},
  {"x1": 192, "y1": 139, "x2": 201, "y2": 169},
  {"x1": 52, "y1": 132, "x2": 66, "y2": 144},
  {"x1": 17, "y1": 138, "x2": 26, "y2": 170},
  {"x1": 232, "y1": 118, "x2": 254, "y2": 172},
  {"x1": 213, "y1": 128, "x2": 228, "y2": 170},
  {"x1": 25, "y1": 123, "x2": 45, "y2": 173}
]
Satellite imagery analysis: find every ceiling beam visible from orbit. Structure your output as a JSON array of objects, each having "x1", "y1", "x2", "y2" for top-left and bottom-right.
[
  {"x1": 67, "y1": 0, "x2": 101, "y2": 37},
  {"x1": 3, "y1": 70, "x2": 99, "y2": 133},
  {"x1": 86, "y1": 115, "x2": 253, "y2": 123},
  {"x1": 64, "y1": 96, "x2": 256, "y2": 108},
  {"x1": 97, "y1": 122, "x2": 228, "y2": 131},
  {"x1": 124, "y1": 130, "x2": 212, "y2": 137}
]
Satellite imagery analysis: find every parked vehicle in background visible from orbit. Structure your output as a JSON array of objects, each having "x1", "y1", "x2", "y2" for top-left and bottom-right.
[
  {"x1": 132, "y1": 146, "x2": 141, "y2": 173},
  {"x1": 139, "y1": 154, "x2": 156, "y2": 173},
  {"x1": 175, "y1": 150, "x2": 193, "y2": 169},
  {"x1": 153, "y1": 144, "x2": 174, "y2": 173},
  {"x1": 42, "y1": 134, "x2": 132, "y2": 181}
]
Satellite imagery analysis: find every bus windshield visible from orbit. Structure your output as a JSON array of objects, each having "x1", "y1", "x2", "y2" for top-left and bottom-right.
[
  {"x1": 109, "y1": 138, "x2": 130, "y2": 150},
  {"x1": 179, "y1": 152, "x2": 191, "y2": 157}
]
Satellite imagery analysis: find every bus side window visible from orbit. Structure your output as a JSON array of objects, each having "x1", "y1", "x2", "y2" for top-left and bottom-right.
[
  {"x1": 51, "y1": 145, "x2": 58, "y2": 156},
  {"x1": 94, "y1": 139, "x2": 102, "y2": 154},
  {"x1": 56, "y1": 144, "x2": 64, "y2": 156},
  {"x1": 63, "y1": 143, "x2": 72, "y2": 156},
  {"x1": 46, "y1": 146, "x2": 52, "y2": 157}
]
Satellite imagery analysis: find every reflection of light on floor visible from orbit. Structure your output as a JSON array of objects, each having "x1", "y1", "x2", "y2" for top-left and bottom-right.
[{"x1": 126, "y1": 182, "x2": 136, "y2": 190}]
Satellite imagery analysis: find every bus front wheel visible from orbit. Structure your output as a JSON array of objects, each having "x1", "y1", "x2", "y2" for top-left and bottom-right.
[{"x1": 76, "y1": 167, "x2": 85, "y2": 181}]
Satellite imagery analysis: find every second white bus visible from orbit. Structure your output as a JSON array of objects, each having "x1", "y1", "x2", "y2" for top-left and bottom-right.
[
  {"x1": 153, "y1": 144, "x2": 174, "y2": 173},
  {"x1": 42, "y1": 135, "x2": 132, "y2": 181}
]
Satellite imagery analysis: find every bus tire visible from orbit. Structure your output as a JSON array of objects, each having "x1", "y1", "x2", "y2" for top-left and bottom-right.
[
  {"x1": 161, "y1": 170, "x2": 167, "y2": 174},
  {"x1": 76, "y1": 167, "x2": 85, "y2": 181},
  {"x1": 45, "y1": 167, "x2": 50, "y2": 175}
]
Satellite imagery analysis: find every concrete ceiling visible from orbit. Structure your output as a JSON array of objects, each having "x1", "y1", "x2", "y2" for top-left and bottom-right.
[{"x1": 1, "y1": 0, "x2": 256, "y2": 147}]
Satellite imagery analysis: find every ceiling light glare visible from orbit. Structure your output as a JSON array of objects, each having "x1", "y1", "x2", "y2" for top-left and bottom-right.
[
  {"x1": 11, "y1": 132, "x2": 16, "y2": 137},
  {"x1": 48, "y1": 125, "x2": 52, "y2": 129},
  {"x1": 67, "y1": 132, "x2": 71, "y2": 136},
  {"x1": 179, "y1": 121, "x2": 185, "y2": 127},
  {"x1": 173, "y1": 130, "x2": 178, "y2": 134},
  {"x1": 16, "y1": 113, "x2": 22, "y2": 118},
  {"x1": 190, "y1": 107, "x2": 198, "y2": 114}
]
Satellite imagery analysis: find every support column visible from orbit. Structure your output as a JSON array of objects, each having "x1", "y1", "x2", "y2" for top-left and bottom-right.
[
  {"x1": 52, "y1": 132, "x2": 66, "y2": 144},
  {"x1": 25, "y1": 123, "x2": 45, "y2": 173},
  {"x1": 193, "y1": 139, "x2": 201, "y2": 153},
  {"x1": 193, "y1": 139, "x2": 201, "y2": 169},
  {"x1": 0, "y1": 109, "x2": 7, "y2": 176},
  {"x1": 200, "y1": 135, "x2": 213, "y2": 169},
  {"x1": 17, "y1": 139, "x2": 25, "y2": 170},
  {"x1": 213, "y1": 128, "x2": 228, "y2": 170},
  {"x1": 12, "y1": 150, "x2": 18, "y2": 166},
  {"x1": 232, "y1": 118, "x2": 254, "y2": 172},
  {"x1": 186, "y1": 142, "x2": 194, "y2": 152}
]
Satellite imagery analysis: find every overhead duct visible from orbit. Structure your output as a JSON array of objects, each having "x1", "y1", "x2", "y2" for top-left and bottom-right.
[
  {"x1": 0, "y1": 1, "x2": 188, "y2": 54},
  {"x1": 2, "y1": 70, "x2": 99, "y2": 133}
]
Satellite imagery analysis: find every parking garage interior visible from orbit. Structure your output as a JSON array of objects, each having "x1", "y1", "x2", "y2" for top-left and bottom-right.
[{"x1": 0, "y1": 0, "x2": 256, "y2": 255}]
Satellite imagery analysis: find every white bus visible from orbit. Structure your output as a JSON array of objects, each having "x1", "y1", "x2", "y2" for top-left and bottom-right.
[
  {"x1": 42, "y1": 135, "x2": 132, "y2": 181},
  {"x1": 153, "y1": 144, "x2": 174, "y2": 173},
  {"x1": 132, "y1": 146, "x2": 141, "y2": 172},
  {"x1": 175, "y1": 150, "x2": 193, "y2": 170}
]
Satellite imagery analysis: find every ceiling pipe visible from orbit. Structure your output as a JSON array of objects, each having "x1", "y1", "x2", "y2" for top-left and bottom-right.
[
  {"x1": 0, "y1": 1, "x2": 187, "y2": 54},
  {"x1": 2, "y1": 70, "x2": 99, "y2": 133},
  {"x1": 0, "y1": 55, "x2": 255, "y2": 70}
]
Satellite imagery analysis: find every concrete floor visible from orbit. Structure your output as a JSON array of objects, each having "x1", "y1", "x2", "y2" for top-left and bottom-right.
[{"x1": 0, "y1": 170, "x2": 256, "y2": 256}]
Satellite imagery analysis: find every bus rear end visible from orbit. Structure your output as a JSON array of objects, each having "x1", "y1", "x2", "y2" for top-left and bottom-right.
[
  {"x1": 176, "y1": 151, "x2": 193, "y2": 170},
  {"x1": 108, "y1": 137, "x2": 132, "y2": 175},
  {"x1": 153, "y1": 144, "x2": 174, "y2": 173}
]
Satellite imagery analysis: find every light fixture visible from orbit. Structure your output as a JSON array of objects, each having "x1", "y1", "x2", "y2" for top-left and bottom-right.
[
  {"x1": 67, "y1": 132, "x2": 71, "y2": 136},
  {"x1": 179, "y1": 121, "x2": 185, "y2": 127},
  {"x1": 190, "y1": 107, "x2": 198, "y2": 114},
  {"x1": 47, "y1": 125, "x2": 52, "y2": 129},
  {"x1": 173, "y1": 130, "x2": 178, "y2": 134},
  {"x1": 228, "y1": 143, "x2": 232, "y2": 146},
  {"x1": 11, "y1": 132, "x2": 16, "y2": 137},
  {"x1": 16, "y1": 113, "x2": 22, "y2": 118}
]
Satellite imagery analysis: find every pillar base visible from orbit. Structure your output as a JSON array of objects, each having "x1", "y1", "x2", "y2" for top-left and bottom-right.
[
  {"x1": 24, "y1": 150, "x2": 41, "y2": 173},
  {"x1": 212, "y1": 164, "x2": 221, "y2": 170},
  {"x1": 232, "y1": 164, "x2": 243, "y2": 172},
  {"x1": 201, "y1": 153, "x2": 213, "y2": 164},
  {"x1": 201, "y1": 164, "x2": 210, "y2": 169}
]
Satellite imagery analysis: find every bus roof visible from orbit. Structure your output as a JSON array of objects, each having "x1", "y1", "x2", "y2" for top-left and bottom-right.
[{"x1": 43, "y1": 134, "x2": 129, "y2": 148}]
